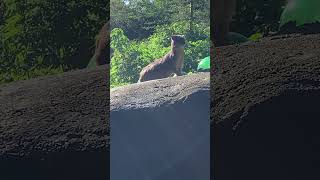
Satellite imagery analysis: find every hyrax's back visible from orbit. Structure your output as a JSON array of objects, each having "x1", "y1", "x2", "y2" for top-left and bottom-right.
[{"x1": 138, "y1": 53, "x2": 177, "y2": 82}]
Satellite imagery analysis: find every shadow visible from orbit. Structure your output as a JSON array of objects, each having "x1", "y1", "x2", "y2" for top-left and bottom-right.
[{"x1": 213, "y1": 90, "x2": 320, "y2": 180}]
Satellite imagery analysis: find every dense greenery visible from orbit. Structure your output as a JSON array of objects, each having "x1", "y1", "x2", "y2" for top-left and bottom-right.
[
  {"x1": 232, "y1": 0, "x2": 286, "y2": 37},
  {"x1": 110, "y1": 0, "x2": 210, "y2": 87},
  {"x1": 0, "y1": 0, "x2": 108, "y2": 84},
  {"x1": 1, "y1": 0, "x2": 289, "y2": 85},
  {"x1": 280, "y1": 0, "x2": 320, "y2": 27},
  {"x1": 111, "y1": 0, "x2": 210, "y2": 40},
  {"x1": 110, "y1": 0, "x2": 289, "y2": 87}
]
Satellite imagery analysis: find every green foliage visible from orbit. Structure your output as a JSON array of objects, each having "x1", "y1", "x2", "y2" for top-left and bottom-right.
[
  {"x1": 280, "y1": 0, "x2": 320, "y2": 27},
  {"x1": 110, "y1": 0, "x2": 210, "y2": 88},
  {"x1": 111, "y1": 0, "x2": 210, "y2": 40},
  {"x1": 249, "y1": 32, "x2": 263, "y2": 41},
  {"x1": 110, "y1": 21, "x2": 210, "y2": 87},
  {"x1": 232, "y1": 0, "x2": 286, "y2": 36},
  {"x1": 0, "y1": 1, "x2": 6, "y2": 26},
  {"x1": 0, "y1": 65, "x2": 64, "y2": 84},
  {"x1": 1, "y1": 0, "x2": 108, "y2": 84}
]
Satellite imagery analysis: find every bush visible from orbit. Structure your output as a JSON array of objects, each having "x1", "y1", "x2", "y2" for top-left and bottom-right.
[
  {"x1": 0, "y1": 0, "x2": 108, "y2": 84},
  {"x1": 280, "y1": 0, "x2": 320, "y2": 27}
]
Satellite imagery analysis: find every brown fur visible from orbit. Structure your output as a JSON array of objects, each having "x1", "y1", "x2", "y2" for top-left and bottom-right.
[
  {"x1": 94, "y1": 21, "x2": 110, "y2": 65},
  {"x1": 212, "y1": 0, "x2": 237, "y2": 46},
  {"x1": 138, "y1": 35, "x2": 186, "y2": 83}
]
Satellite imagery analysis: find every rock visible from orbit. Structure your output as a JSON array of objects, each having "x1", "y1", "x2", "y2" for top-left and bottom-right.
[
  {"x1": 212, "y1": 33, "x2": 320, "y2": 179},
  {"x1": 0, "y1": 65, "x2": 109, "y2": 180},
  {"x1": 2, "y1": 33, "x2": 320, "y2": 180},
  {"x1": 110, "y1": 72, "x2": 210, "y2": 180},
  {"x1": 0, "y1": 68, "x2": 210, "y2": 180}
]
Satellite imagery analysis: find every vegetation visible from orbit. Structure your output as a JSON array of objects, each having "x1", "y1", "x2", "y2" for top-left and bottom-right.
[
  {"x1": 280, "y1": 0, "x2": 320, "y2": 27},
  {"x1": 110, "y1": 0, "x2": 210, "y2": 87},
  {"x1": 1, "y1": 0, "x2": 289, "y2": 86},
  {"x1": 0, "y1": 0, "x2": 108, "y2": 84},
  {"x1": 110, "y1": 0, "x2": 289, "y2": 87},
  {"x1": 232, "y1": 0, "x2": 286, "y2": 37}
]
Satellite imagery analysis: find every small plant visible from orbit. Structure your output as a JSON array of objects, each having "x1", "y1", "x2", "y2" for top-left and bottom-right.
[{"x1": 249, "y1": 32, "x2": 263, "y2": 41}]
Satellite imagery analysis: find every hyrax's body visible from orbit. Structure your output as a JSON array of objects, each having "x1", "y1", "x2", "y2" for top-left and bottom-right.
[
  {"x1": 94, "y1": 21, "x2": 110, "y2": 65},
  {"x1": 138, "y1": 35, "x2": 186, "y2": 82}
]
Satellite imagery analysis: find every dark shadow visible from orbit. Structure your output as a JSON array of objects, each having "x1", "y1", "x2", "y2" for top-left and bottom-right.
[
  {"x1": 213, "y1": 90, "x2": 320, "y2": 180},
  {"x1": 111, "y1": 90, "x2": 210, "y2": 180},
  {"x1": 0, "y1": 151, "x2": 109, "y2": 180},
  {"x1": 278, "y1": 22, "x2": 320, "y2": 35}
]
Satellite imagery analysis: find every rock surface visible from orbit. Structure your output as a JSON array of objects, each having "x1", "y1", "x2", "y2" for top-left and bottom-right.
[
  {"x1": 0, "y1": 68, "x2": 210, "y2": 179},
  {"x1": 212, "y1": 33, "x2": 320, "y2": 180},
  {"x1": 1, "y1": 33, "x2": 320, "y2": 180},
  {"x1": 0, "y1": 65, "x2": 109, "y2": 180},
  {"x1": 110, "y1": 73, "x2": 210, "y2": 180},
  {"x1": 111, "y1": 72, "x2": 210, "y2": 112},
  {"x1": 212, "y1": 33, "x2": 320, "y2": 126}
]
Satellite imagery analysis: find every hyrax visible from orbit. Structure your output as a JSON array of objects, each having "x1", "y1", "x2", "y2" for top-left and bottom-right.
[
  {"x1": 138, "y1": 35, "x2": 186, "y2": 82},
  {"x1": 94, "y1": 21, "x2": 110, "y2": 65}
]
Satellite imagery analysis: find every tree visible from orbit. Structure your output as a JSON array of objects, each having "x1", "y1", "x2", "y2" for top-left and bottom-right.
[
  {"x1": 231, "y1": 0, "x2": 286, "y2": 36},
  {"x1": 110, "y1": 0, "x2": 210, "y2": 40},
  {"x1": 0, "y1": 1, "x2": 4, "y2": 25},
  {"x1": 1, "y1": 0, "x2": 108, "y2": 84}
]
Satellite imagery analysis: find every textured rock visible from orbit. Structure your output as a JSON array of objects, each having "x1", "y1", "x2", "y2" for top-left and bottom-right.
[
  {"x1": 2, "y1": 33, "x2": 320, "y2": 180},
  {"x1": 110, "y1": 72, "x2": 210, "y2": 180},
  {"x1": 212, "y1": 33, "x2": 320, "y2": 180},
  {"x1": 0, "y1": 65, "x2": 109, "y2": 180},
  {"x1": 0, "y1": 68, "x2": 209, "y2": 179},
  {"x1": 111, "y1": 72, "x2": 210, "y2": 112},
  {"x1": 212, "y1": 33, "x2": 320, "y2": 126}
]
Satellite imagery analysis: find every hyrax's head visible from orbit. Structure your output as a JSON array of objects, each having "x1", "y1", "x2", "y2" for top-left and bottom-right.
[{"x1": 171, "y1": 35, "x2": 186, "y2": 49}]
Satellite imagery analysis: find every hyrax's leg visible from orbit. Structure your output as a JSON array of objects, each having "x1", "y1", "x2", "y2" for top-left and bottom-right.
[
  {"x1": 174, "y1": 69, "x2": 187, "y2": 76},
  {"x1": 175, "y1": 55, "x2": 185, "y2": 76},
  {"x1": 212, "y1": 0, "x2": 236, "y2": 46},
  {"x1": 174, "y1": 68, "x2": 185, "y2": 76},
  {"x1": 137, "y1": 72, "x2": 145, "y2": 83}
]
